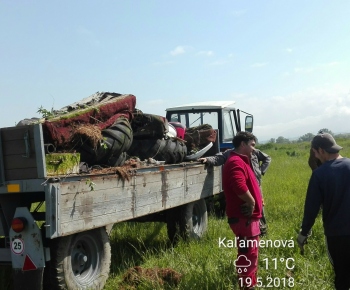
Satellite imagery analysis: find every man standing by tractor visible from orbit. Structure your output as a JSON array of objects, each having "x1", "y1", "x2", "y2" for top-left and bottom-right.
[
  {"x1": 222, "y1": 132, "x2": 263, "y2": 290},
  {"x1": 199, "y1": 140, "x2": 271, "y2": 235},
  {"x1": 298, "y1": 133, "x2": 350, "y2": 289}
]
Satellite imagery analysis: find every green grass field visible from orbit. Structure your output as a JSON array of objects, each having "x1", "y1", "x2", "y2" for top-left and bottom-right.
[
  {"x1": 2, "y1": 140, "x2": 350, "y2": 289},
  {"x1": 102, "y1": 139, "x2": 350, "y2": 290}
]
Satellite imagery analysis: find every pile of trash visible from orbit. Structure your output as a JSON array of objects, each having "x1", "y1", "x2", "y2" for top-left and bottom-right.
[{"x1": 18, "y1": 92, "x2": 216, "y2": 169}]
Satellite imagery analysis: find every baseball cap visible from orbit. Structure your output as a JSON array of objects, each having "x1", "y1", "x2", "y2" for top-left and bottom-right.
[{"x1": 311, "y1": 133, "x2": 342, "y2": 153}]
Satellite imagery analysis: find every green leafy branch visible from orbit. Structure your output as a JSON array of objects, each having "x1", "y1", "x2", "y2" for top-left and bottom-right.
[
  {"x1": 37, "y1": 106, "x2": 54, "y2": 119},
  {"x1": 85, "y1": 178, "x2": 96, "y2": 191}
]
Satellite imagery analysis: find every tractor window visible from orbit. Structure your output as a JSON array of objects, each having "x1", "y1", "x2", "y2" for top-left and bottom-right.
[
  {"x1": 178, "y1": 114, "x2": 186, "y2": 125},
  {"x1": 188, "y1": 112, "x2": 218, "y2": 129},
  {"x1": 169, "y1": 113, "x2": 179, "y2": 122},
  {"x1": 222, "y1": 111, "x2": 234, "y2": 141},
  {"x1": 169, "y1": 113, "x2": 186, "y2": 126}
]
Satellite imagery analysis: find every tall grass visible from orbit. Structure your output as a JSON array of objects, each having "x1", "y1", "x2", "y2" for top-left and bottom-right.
[
  {"x1": 105, "y1": 140, "x2": 350, "y2": 290},
  {"x1": 2, "y1": 140, "x2": 350, "y2": 289}
]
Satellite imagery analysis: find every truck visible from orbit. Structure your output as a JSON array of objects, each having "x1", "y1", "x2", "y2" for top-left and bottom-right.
[{"x1": 0, "y1": 99, "x2": 253, "y2": 290}]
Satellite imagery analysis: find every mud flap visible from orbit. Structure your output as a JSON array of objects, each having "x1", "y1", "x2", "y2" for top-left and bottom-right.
[{"x1": 13, "y1": 268, "x2": 44, "y2": 290}]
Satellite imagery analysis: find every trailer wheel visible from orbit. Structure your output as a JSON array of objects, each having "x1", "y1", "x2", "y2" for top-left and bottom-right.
[
  {"x1": 45, "y1": 228, "x2": 111, "y2": 290},
  {"x1": 166, "y1": 199, "x2": 208, "y2": 244}
]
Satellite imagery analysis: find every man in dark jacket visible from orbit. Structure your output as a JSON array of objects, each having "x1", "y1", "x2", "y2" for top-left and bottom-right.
[{"x1": 298, "y1": 133, "x2": 350, "y2": 289}]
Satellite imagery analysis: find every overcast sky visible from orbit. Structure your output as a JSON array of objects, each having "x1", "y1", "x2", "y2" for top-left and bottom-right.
[{"x1": 1, "y1": 1, "x2": 350, "y2": 141}]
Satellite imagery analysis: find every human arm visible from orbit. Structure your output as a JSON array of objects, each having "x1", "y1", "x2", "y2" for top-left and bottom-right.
[
  {"x1": 229, "y1": 158, "x2": 257, "y2": 217},
  {"x1": 255, "y1": 149, "x2": 271, "y2": 175},
  {"x1": 238, "y1": 191, "x2": 255, "y2": 217},
  {"x1": 300, "y1": 174, "x2": 322, "y2": 236},
  {"x1": 297, "y1": 174, "x2": 322, "y2": 254},
  {"x1": 198, "y1": 149, "x2": 232, "y2": 166}
]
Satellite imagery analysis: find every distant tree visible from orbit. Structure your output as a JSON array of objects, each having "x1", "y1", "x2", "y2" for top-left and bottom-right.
[
  {"x1": 335, "y1": 133, "x2": 350, "y2": 139},
  {"x1": 298, "y1": 133, "x2": 315, "y2": 142},
  {"x1": 276, "y1": 136, "x2": 290, "y2": 144},
  {"x1": 318, "y1": 128, "x2": 334, "y2": 135},
  {"x1": 269, "y1": 138, "x2": 275, "y2": 143}
]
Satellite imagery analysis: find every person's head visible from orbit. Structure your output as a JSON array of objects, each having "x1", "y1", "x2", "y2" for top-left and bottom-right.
[
  {"x1": 232, "y1": 131, "x2": 257, "y2": 157},
  {"x1": 311, "y1": 133, "x2": 342, "y2": 162}
]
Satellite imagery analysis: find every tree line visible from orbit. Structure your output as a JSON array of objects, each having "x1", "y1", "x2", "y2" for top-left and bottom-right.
[{"x1": 267, "y1": 128, "x2": 350, "y2": 144}]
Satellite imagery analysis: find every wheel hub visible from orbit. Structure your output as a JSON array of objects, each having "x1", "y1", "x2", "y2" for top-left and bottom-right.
[{"x1": 75, "y1": 253, "x2": 88, "y2": 266}]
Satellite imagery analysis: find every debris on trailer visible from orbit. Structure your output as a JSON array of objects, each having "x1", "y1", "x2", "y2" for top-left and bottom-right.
[
  {"x1": 45, "y1": 152, "x2": 80, "y2": 176},
  {"x1": 16, "y1": 91, "x2": 217, "y2": 173},
  {"x1": 184, "y1": 124, "x2": 217, "y2": 154}
]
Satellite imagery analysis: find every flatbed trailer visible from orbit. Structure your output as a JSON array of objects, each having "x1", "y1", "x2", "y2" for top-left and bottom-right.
[{"x1": 0, "y1": 123, "x2": 221, "y2": 289}]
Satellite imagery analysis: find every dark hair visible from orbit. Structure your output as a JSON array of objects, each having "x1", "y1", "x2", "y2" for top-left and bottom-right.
[{"x1": 232, "y1": 131, "x2": 256, "y2": 148}]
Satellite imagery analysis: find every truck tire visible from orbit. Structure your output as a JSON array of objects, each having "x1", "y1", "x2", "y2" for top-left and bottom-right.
[
  {"x1": 166, "y1": 199, "x2": 208, "y2": 244},
  {"x1": 80, "y1": 117, "x2": 132, "y2": 166},
  {"x1": 45, "y1": 228, "x2": 111, "y2": 290},
  {"x1": 128, "y1": 138, "x2": 187, "y2": 164}
]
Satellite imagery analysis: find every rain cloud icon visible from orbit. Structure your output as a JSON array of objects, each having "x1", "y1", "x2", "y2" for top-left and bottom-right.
[{"x1": 234, "y1": 255, "x2": 251, "y2": 273}]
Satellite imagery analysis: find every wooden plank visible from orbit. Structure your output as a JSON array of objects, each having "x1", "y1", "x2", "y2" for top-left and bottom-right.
[
  {"x1": 60, "y1": 194, "x2": 135, "y2": 224},
  {"x1": 59, "y1": 198, "x2": 212, "y2": 236},
  {"x1": 134, "y1": 167, "x2": 185, "y2": 185},
  {"x1": 60, "y1": 186, "x2": 134, "y2": 209},
  {"x1": 135, "y1": 186, "x2": 183, "y2": 207},
  {"x1": 61, "y1": 176, "x2": 131, "y2": 196},
  {"x1": 59, "y1": 208, "x2": 134, "y2": 236},
  {"x1": 56, "y1": 164, "x2": 221, "y2": 236}
]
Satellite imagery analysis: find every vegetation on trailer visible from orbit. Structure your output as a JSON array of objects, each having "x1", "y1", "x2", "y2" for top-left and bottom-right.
[
  {"x1": 37, "y1": 105, "x2": 54, "y2": 119},
  {"x1": 37, "y1": 104, "x2": 99, "y2": 121},
  {"x1": 45, "y1": 153, "x2": 80, "y2": 176}
]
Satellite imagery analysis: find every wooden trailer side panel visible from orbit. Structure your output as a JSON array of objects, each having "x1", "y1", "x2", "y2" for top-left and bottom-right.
[
  {"x1": 0, "y1": 124, "x2": 45, "y2": 181},
  {"x1": 54, "y1": 165, "x2": 221, "y2": 237}
]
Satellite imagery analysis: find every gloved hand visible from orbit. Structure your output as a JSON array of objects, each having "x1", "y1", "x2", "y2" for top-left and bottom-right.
[
  {"x1": 240, "y1": 202, "x2": 254, "y2": 217},
  {"x1": 297, "y1": 233, "x2": 308, "y2": 255},
  {"x1": 198, "y1": 158, "x2": 207, "y2": 164}
]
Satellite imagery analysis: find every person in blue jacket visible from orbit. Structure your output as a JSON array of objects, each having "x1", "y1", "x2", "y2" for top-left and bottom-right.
[{"x1": 298, "y1": 133, "x2": 350, "y2": 290}]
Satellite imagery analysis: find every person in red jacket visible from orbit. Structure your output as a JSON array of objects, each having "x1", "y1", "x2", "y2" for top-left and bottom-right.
[{"x1": 222, "y1": 131, "x2": 263, "y2": 290}]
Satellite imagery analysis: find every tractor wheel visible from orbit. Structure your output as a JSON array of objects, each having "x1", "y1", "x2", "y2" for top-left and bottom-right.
[
  {"x1": 44, "y1": 228, "x2": 111, "y2": 290},
  {"x1": 128, "y1": 138, "x2": 187, "y2": 164},
  {"x1": 166, "y1": 199, "x2": 208, "y2": 244},
  {"x1": 80, "y1": 117, "x2": 132, "y2": 166}
]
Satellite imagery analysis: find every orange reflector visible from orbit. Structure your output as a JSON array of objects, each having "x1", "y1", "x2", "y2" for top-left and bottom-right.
[
  {"x1": 11, "y1": 218, "x2": 27, "y2": 233},
  {"x1": 22, "y1": 255, "x2": 37, "y2": 271},
  {"x1": 7, "y1": 184, "x2": 20, "y2": 192}
]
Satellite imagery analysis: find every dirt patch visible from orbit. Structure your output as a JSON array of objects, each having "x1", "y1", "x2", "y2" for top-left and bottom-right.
[{"x1": 120, "y1": 266, "x2": 182, "y2": 289}]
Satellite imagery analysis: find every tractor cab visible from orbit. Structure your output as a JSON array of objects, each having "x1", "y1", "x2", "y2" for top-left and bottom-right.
[{"x1": 166, "y1": 101, "x2": 253, "y2": 151}]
